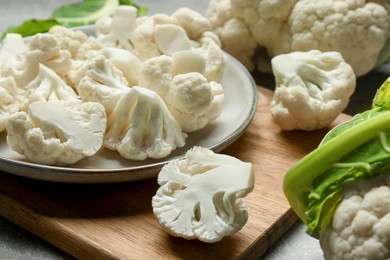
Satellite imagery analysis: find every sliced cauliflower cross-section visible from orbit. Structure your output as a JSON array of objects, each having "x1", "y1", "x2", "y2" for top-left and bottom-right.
[
  {"x1": 270, "y1": 50, "x2": 356, "y2": 131},
  {"x1": 152, "y1": 146, "x2": 254, "y2": 243},
  {"x1": 6, "y1": 100, "x2": 106, "y2": 166},
  {"x1": 104, "y1": 86, "x2": 187, "y2": 160}
]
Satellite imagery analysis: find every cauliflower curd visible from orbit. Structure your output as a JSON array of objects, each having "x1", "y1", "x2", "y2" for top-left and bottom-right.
[
  {"x1": 206, "y1": 0, "x2": 390, "y2": 76},
  {"x1": 320, "y1": 175, "x2": 390, "y2": 260},
  {"x1": 0, "y1": 6, "x2": 226, "y2": 165}
]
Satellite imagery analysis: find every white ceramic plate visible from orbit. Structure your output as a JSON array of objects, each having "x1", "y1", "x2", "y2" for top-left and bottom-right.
[{"x1": 0, "y1": 29, "x2": 258, "y2": 183}]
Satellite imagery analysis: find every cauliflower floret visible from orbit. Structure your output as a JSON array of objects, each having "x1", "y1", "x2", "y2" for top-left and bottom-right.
[
  {"x1": 270, "y1": 50, "x2": 356, "y2": 131},
  {"x1": 0, "y1": 33, "x2": 27, "y2": 77},
  {"x1": 0, "y1": 76, "x2": 24, "y2": 133},
  {"x1": 99, "y1": 47, "x2": 141, "y2": 86},
  {"x1": 320, "y1": 175, "x2": 390, "y2": 260},
  {"x1": 6, "y1": 100, "x2": 106, "y2": 166},
  {"x1": 206, "y1": 0, "x2": 389, "y2": 76},
  {"x1": 3, "y1": 33, "x2": 72, "y2": 88},
  {"x1": 140, "y1": 54, "x2": 224, "y2": 133},
  {"x1": 95, "y1": 6, "x2": 225, "y2": 82},
  {"x1": 152, "y1": 146, "x2": 254, "y2": 243},
  {"x1": 77, "y1": 55, "x2": 129, "y2": 114},
  {"x1": 48, "y1": 25, "x2": 88, "y2": 59},
  {"x1": 139, "y1": 55, "x2": 174, "y2": 97},
  {"x1": 74, "y1": 36, "x2": 104, "y2": 61},
  {"x1": 166, "y1": 72, "x2": 224, "y2": 132},
  {"x1": 130, "y1": 13, "x2": 178, "y2": 61},
  {"x1": 172, "y1": 7, "x2": 213, "y2": 40},
  {"x1": 21, "y1": 64, "x2": 79, "y2": 111},
  {"x1": 104, "y1": 86, "x2": 187, "y2": 160},
  {"x1": 96, "y1": 5, "x2": 138, "y2": 52}
]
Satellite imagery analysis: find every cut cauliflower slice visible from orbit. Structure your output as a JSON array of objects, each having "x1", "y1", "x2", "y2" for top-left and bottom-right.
[
  {"x1": 104, "y1": 86, "x2": 187, "y2": 160},
  {"x1": 270, "y1": 50, "x2": 356, "y2": 131},
  {"x1": 320, "y1": 175, "x2": 390, "y2": 260},
  {"x1": 0, "y1": 76, "x2": 24, "y2": 133},
  {"x1": 6, "y1": 100, "x2": 106, "y2": 166},
  {"x1": 3, "y1": 33, "x2": 72, "y2": 88},
  {"x1": 21, "y1": 64, "x2": 79, "y2": 111},
  {"x1": 152, "y1": 146, "x2": 254, "y2": 243}
]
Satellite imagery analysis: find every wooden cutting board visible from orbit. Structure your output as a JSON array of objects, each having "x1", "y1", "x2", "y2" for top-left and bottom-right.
[{"x1": 0, "y1": 87, "x2": 350, "y2": 259}]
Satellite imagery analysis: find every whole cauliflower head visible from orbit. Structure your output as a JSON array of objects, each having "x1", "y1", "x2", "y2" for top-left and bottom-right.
[
  {"x1": 6, "y1": 100, "x2": 106, "y2": 166},
  {"x1": 270, "y1": 50, "x2": 356, "y2": 131},
  {"x1": 152, "y1": 146, "x2": 254, "y2": 243},
  {"x1": 320, "y1": 175, "x2": 390, "y2": 260},
  {"x1": 104, "y1": 86, "x2": 187, "y2": 160},
  {"x1": 206, "y1": 0, "x2": 390, "y2": 76}
]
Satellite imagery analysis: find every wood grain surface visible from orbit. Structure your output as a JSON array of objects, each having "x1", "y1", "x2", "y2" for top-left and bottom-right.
[{"x1": 0, "y1": 87, "x2": 351, "y2": 259}]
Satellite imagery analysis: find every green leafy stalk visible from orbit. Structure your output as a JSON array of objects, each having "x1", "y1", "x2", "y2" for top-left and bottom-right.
[
  {"x1": 2, "y1": 19, "x2": 61, "y2": 39},
  {"x1": 283, "y1": 77, "x2": 390, "y2": 237},
  {"x1": 52, "y1": 0, "x2": 120, "y2": 27},
  {"x1": 1, "y1": 0, "x2": 147, "y2": 39}
]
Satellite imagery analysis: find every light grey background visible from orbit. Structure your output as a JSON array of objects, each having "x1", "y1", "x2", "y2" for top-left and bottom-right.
[{"x1": 0, "y1": 0, "x2": 388, "y2": 259}]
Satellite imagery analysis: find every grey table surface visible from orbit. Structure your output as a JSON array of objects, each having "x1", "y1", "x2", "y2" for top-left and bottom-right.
[{"x1": 0, "y1": 1, "x2": 388, "y2": 259}]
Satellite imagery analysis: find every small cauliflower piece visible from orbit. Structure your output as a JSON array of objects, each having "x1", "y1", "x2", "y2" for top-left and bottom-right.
[
  {"x1": 166, "y1": 72, "x2": 224, "y2": 132},
  {"x1": 0, "y1": 33, "x2": 27, "y2": 76},
  {"x1": 96, "y1": 5, "x2": 138, "y2": 52},
  {"x1": 320, "y1": 175, "x2": 390, "y2": 260},
  {"x1": 139, "y1": 54, "x2": 223, "y2": 132},
  {"x1": 99, "y1": 47, "x2": 141, "y2": 86},
  {"x1": 139, "y1": 55, "x2": 174, "y2": 97},
  {"x1": 6, "y1": 100, "x2": 106, "y2": 166},
  {"x1": 154, "y1": 24, "x2": 192, "y2": 55},
  {"x1": 3, "y1": 33, "x2": 72, "y2": 88},
  {"x1": 270, "y1": 50, "x2": 356, "y2": 131},
  {"x1": 0, "y1": 76, "x2": 24, "y2": 133},
  {"x1": 21, "y1": 64, "x2": 79, "y2": 111},
  {"x1": 152, "y1": 146, "x2": 254, "y2": 243},
  {"x1": 49, "y1": 25, "x2": 88, "y2": 59},
  {"x1": 77, "y1": 55, "x2": 129, "y2": 114},
  {"x1": 104, "y1": 86, "x2": 187, "y2": 160}
]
